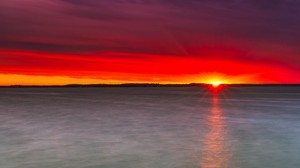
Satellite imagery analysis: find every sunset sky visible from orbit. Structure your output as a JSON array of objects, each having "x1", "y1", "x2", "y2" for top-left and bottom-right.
[{"x1": 1, "y1": 0, "x2": 299, "y2": 85}]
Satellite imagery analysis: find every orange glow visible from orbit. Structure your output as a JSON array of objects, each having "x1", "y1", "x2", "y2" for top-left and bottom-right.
[
  {"x1": 198, "y1": 72, "x2": 244, "y2": 85},
  {"x1": 211, "y1": 82, "x2": 222, "y2": 88},
  {"x1": 0, "y1": 74, "x2": 125, "y2": 86},
  {"x1": 206, "y1": 81, "x2": 225, "y2": 92},
  {"x1": 201, "y1": 73, "x2": 228, "y2": 92},
  {"x1": 0, "y1": 50, "x2": 299, "y2": 85}
]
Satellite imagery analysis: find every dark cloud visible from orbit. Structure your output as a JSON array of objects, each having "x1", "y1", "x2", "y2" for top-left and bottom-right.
[{"x1": 0, "y1": 0, "x2": 300, "y2": 67}]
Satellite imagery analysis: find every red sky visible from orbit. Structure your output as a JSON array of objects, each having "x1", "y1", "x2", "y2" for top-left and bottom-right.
[{"x1": 1, "y1": 0, "x2": 299, "y2": 85}]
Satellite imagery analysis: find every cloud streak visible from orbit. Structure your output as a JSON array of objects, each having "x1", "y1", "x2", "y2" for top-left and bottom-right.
[
  {"x1": 0, "y1": 0, "x2": 299, "y2": 83},
  {"x1": 0, "y1": 50, "x2": 299, "y2": 84}
]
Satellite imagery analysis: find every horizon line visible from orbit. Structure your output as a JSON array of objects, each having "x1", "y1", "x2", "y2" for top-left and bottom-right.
[{"x1": 1, "y1": 83, "x2": 300, "y2": 87}]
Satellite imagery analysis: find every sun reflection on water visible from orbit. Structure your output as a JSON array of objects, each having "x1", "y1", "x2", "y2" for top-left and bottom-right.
[{"x1": 200, "y1": 94, "x2": 233, "y2": 168}]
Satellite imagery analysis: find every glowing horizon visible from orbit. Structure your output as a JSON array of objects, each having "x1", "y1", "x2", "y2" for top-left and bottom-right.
[
  {"x1": 1, "y1": 1, "x2": 300, "y2": 85},
  {"x1": 0, "y1": 72, "x2": 298, "y2": 86},
  {"x1": 1, "y1": 49, "x2": 299, "y2": 86}
]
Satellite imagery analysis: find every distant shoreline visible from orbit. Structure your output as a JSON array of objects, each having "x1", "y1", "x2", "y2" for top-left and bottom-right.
[{"x1": 1, "y1": 83, "x2": 300, "y2": 88}]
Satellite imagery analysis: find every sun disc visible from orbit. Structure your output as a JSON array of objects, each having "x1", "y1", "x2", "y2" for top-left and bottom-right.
[{"x1": 211, "y1": 81, "x2": 222, "y2": 88}]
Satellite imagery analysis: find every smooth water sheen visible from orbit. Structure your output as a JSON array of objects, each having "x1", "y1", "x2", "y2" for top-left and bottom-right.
[{"x1": 0, "y1": 87, "x2": 300, "y2": 168}]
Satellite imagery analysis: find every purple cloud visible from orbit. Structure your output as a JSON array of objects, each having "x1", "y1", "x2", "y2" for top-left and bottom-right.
[{"x1": 0, "y1": 0, "x2": 299, "y2": 67}]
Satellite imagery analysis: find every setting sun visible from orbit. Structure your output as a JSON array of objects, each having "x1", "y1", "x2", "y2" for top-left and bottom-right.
[
  {"x1": 211, "y1": 81, "x2": 223, "y2": 88},
  {"x1": 199, "y1": 73, "x2": 232, "y2": 86}
]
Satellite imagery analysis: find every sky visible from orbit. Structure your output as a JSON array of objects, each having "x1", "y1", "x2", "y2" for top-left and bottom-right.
[{"x1": 1, "y1": 0, "x2": 300, "y2": 85}]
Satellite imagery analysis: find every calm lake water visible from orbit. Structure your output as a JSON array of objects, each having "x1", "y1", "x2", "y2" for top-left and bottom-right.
[{"x1": 0, "y1": 86, "x2": 300, "y2": 168}]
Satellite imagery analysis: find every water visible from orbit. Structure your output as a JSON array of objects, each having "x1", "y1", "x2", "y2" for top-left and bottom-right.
[{"x1": 0, "y1": 86, "x2": 299, "y2": 168}]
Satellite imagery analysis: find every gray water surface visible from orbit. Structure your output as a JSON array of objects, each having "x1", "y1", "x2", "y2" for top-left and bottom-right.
[{"x1": 0, "y1": 87, "x2": 300, "y2": 168}]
